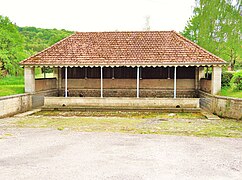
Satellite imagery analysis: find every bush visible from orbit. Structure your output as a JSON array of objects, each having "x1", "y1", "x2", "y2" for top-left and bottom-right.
[
  {"x1": 230, "y1": 70, "x2": 242, "y2": 91},
  {"x1": 222, "y1": 71, "x2": 234, "y2": 87}
]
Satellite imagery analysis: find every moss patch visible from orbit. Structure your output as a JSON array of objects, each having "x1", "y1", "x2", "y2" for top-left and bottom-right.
[
  {"x1": 34, "y1": 111, "x2": 206, "y2": 119},
  {"x1": 11, "y1": 111, "x2": 242, "y2": 138}
]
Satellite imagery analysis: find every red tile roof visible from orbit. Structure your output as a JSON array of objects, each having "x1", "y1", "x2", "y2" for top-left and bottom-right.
[{"x1": 20, "y1": 31, "x2": 226, "y2": 66}]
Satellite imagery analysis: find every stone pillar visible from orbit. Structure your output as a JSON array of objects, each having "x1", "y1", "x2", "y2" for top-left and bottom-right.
[
  {"x1": 211, "y1": 66, "x2": 222, "y2": 95},
  {"x1": 24, "y1": 67, "x2": 35, "y2": 93}
]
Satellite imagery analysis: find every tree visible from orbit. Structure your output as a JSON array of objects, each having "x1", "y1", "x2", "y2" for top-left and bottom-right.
[
  {"x1": 18, "y1": 26, "x2": 73, "y2": 55},
  {"x1": 182, "y1": 0, "x2": 242, "y2": 70},
  {"x1": 0, "y1": 15, "x2": 27, "y2": 75}
]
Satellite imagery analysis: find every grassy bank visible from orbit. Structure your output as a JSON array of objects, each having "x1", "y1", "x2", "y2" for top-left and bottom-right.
[
  {"x1": 0, "y1": 76, "x2": 24, "y2": 96},
  {"x1": 0, "y1": 73, "x2": 53, "y2": 97},
  {"x1": 219, "y1": 87, "x2": 242, "y2": 98},
  {"x1": 12, "y1": 111, "x2": 242, "y2": 138}
]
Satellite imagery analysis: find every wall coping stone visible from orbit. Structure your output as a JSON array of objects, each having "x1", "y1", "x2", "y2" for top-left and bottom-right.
[
  {"x1": 0, "y1": 93, "x2": 31, "y2": 101},
  {"x1": 199, "y1": 90, "x2": 242, "y2": 101}
]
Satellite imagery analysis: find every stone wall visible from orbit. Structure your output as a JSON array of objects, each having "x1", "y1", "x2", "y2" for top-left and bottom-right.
[
  {"x1": 45, "y1": 97, "x2": 200, "y2": 109},
  {"x1": 59, "y1": 79, "x2": 196, "y2": 98},
  {"x1": 61, "y1": 79, "x2": 195, "y2": 89},
  {"x1": 35, "y1": 78, "x2": 57, "y2": 92},
  {"x1": 59, "y1": 89, "x2": 197, "y2": 98},
  {"x1": 0, "y1": 90, "x2": 58, "y2": 118},
  {"x1": 0, "y1": 93, "x2": 32, "y2": 118},
  {"x1": 200, "y1": 79, "x2": 211, "y2": 93},
  {"x1": 199, "y1": 90, "x2": 242, "y2": 120},
  {"x1": 32, "y1": 89, "x2": 58, "y2": 108}
]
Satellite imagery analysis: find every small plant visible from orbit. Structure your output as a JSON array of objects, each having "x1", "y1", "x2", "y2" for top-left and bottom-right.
[
  {"x1": 230, "y1": 70, "x2": 242, "y2": 91},
  {"x1": 57, "y1": 127, "x2": 64, "y2": 131},
  {"x1": 4, "y1": 133, "x2": 13, "y2": 136}
]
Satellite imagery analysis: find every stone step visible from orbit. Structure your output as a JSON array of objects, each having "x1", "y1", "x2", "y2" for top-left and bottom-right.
[
  {"x1": 14, "y1": 109, "x2": 41, "y2": 117},
  {"x1": 42, "y1": 106, "x2": 201, "y2": 113}
]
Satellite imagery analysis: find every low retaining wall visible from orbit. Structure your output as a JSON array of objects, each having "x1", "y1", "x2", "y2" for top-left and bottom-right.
[
  {"x1": 61, "y1": 79, "x2": 195, "y2": 89},
  {"x1": 0, "y1": 93, "x2": 32, "y2": 118},
  {"x1": 32, "y1": 89, "x2": 58, "y2": 108},
  {"x1": 44, "y1": 97, "x2": 200, "y2": 108},
  {"x1": 59, "y1": 89, "x2": 197, "y2": 98},
  {"x1": 199, "y1": 90, "x2": 242, "y2": 120},
  {"x1": 0, "y1": 89, "x2": 58, "y2": 118}
]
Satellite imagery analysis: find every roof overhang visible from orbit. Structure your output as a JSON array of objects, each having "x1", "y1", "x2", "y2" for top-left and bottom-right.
[{"x1": 20, "y1": 62, "x2": 227, "y2": 68}]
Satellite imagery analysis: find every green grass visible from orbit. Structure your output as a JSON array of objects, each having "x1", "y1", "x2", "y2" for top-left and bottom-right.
[
  {"x1": 0, "y1": 76, "x2": 24, "y2": 85},
  {"x1": 11, "y1": 111, "x2": 242, "y2": 138},
  {"x1": 0, "y1": 73, "x2": 54, "y2": 97},
  {"x1": 0, "y1": 76, "x2": 24, "y2": 96},
  {"x1": 219, "y1": 87, "x2": 242, "y2": 98}
]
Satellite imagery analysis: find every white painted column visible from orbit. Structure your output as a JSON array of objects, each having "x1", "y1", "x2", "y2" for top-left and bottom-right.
[
  {"x1": 24, "y1": 66, "x2": 35, "y2": 93},
  {"x1": 65, "y1": 67, "x2": 68, "y2": 97},
  {"x1": 137, "y1": 67, "x2": 140, "y2": 98},
  {"x1": 85, "y1": 67, "x2": 88, "y2": 79},
  {"x1": 174, "y1": 66, "x2": 177, "y2": 98},
  {"x1": 101, "y1": 66, "x2": 103, "y2": 98},
  {"x1": 211, "y1": 66, "x2": 222, "y2": 95},
  {"x1": 112, "y1": 67, "x2": 115, "y2": 79}
]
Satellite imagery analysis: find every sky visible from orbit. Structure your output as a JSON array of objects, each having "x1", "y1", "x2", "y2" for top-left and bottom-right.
[{"x1": 0, "y1": 0, "x2": 195, "y2": 32}]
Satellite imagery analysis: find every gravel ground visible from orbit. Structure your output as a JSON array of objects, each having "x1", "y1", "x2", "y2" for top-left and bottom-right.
[{"x1": 0, "y1": 128, "x2": 241, "y2": 180}]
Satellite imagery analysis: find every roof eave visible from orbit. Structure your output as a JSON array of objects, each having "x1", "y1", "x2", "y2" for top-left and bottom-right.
[{"x1": 20, "y1": 62, "x2": 227, "y2": 67}]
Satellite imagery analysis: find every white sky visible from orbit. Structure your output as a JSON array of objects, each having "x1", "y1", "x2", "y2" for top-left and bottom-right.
[{"x1": 0, "y1": 0, "x2": 195, "y2": 32}]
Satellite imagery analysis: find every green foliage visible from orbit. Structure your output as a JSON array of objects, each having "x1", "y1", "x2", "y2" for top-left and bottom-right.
[
  {"x1": 221, "y1": 71, "x2": 234, "y2": 87},
  {"x1": 0, "y1": 15, "x2": 27, "y2": 76},
  {"x1": 230, "y1": 70, "x2": 242, "y2": 91},
  {"x1": 220, "y1": 87, "x2": 242, "y2": 98},
  {"x1": 0, "y1": 61, "x2": 3, "y2": 77},
  {"x1": 34, "y1": 67, "x2": 42, "y2": 76},
  {"x1": 18, "y1": 26, "x2": 73, "y2": 56},
  {"x1": 0, "y1": 15, "x2": 73, "y2": 76},
  {"x1": 182, "y1": 0, "x2": 242, "y2": 70}
]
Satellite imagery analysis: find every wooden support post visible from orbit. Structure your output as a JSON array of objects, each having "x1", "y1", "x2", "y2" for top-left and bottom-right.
[
  {"x1": 112, "y1": 67, "x2": 115, "y2": 79},
  {"x1": 174, "y1": 66, "x2": 177, "y2": 98},
  {"x1": 65, "y1": 67, "x2": 68, "y2": 97},
  {"x1": 137, "y1": 67, "x2": 140, "y2": 98},
  {"x1": 101, "y1": 66, "x2": 103, "y2": 98}
]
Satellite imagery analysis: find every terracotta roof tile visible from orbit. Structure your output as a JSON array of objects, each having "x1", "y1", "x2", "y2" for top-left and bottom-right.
[{"x1": 20, "y1": 31, "x2": 226, "y2": 66}]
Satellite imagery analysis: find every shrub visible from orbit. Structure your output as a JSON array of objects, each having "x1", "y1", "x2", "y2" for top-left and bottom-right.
[
  {"x1": 0, "y1": 62, "x2": 3, "y2": 77},
  {"x1": 221, "y1": 71, "x2": 234, "y2": 87},
  {"x1": 230, "y1": 70, "x2": 242, "y2": 91}
]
